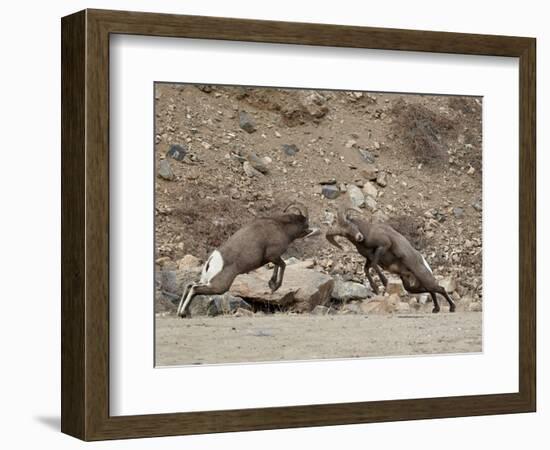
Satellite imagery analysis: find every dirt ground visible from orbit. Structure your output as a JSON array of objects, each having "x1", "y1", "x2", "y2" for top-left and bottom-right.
[{"x1": 155, "y1": 312, "x2": 482, "y2": 366}]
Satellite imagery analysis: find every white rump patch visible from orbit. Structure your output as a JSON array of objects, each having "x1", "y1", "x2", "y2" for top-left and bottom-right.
[
  {"x1": 200, "y1": 250, "x2": 224, "y2": 284},
  {"x1": 421, "y1": 255, "x2": 433, "y2": 274}
]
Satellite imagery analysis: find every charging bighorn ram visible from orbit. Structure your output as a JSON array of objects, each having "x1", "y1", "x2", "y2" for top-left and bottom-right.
[
  {"x1": 177, "y1": 202, "x2": 319, "y2": 317},
  {"x1": 326, "y1": 207, "x2": 456, "y2": 313}
]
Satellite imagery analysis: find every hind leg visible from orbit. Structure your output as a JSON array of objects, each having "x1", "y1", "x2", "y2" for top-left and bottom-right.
[
  {"x1": 430, "y1": 292, "x2": 440, "y2": 313},
  {"x1": 401, "y1": 276, "x2": 441, "y2": 313},
  {"x1": 364, "y1": 261, "x2": 379, "y2": 294},
  {"x1": 178, "y1": 269, "x2": 237, "y2": 318},
  {"x1": 435, "y1": 286, "x2": 456, "y2": 312}
]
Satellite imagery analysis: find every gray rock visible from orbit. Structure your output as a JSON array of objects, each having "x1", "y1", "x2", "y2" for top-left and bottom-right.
[
  {"x1": 158, "y1": 159, "x2": 175, "y2": 180},
  {"x1": 166, "y1": 144, "x2": 187, "y2": 161},
  {"x1": 347, "y1": 184, "x2": 365, "y2": 208},
  {"x1": 300, "y1": 92, "x2": 328, "y2": 118},
  {"x1": 159, "y1": 270, "x2": 178, "y2": 294},
  {"x1": 188, "y1": 292, "x2": 251, "y2": 317},
  {"x1": 358, "y1": 148, "x2": 376, "y2": 163},
  {"x1": 332, "y1": 280, "x2": 371, "y2": 301},
  {"x1": 247, "y1": 152, "x2": 269, "y2": 173},
  {"x1": 452, "y1": 207, "x2": 465, "y2": 219},
  {"x1": 361, "y1": 165, "x2": 378, "y2": 180},
  {"x1": 363, "y1": 181, "x2": 378, "y2": 198},
  {"x1": 243, "y1": 161, "x2": 263, "y2": 177},
  {"x1": 322, "y1": 184, "x2": 340, "y2": 199},
  {"x1": 341, "y1": 303, "x2": 362, "y2": 314},
  {"x1": 282, "y1": 144, "x2": 299, "y2": 156},
  {"x1": 364, "y1": 195, "x2": 378, "y2": 211},
  {"x1": 376, "y1": 171, "x2": 388, "y2": 187},
  {"x1": 472, "y1": 200, "x2": 482, "y2": 212},
  {"x1": 239, "y1": 111, "x2": 256, "y2": 133},
  {"x1": 311, "y1": 305, "x2": 331, "y2": 316}
]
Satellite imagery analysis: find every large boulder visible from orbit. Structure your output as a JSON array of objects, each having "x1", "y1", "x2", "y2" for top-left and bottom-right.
[
  {"x1": 188, "y1": 293, "x2": 251, "y2": 317},
  {"x1": 230, "y1": 265, "x2": 334, "y2": 312},
  {"x1": 332, "y1": 279, "x2": 372, "y2": 301}
]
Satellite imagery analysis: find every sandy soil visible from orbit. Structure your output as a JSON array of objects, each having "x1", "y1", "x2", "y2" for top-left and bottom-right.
[{"x1": 155, "y1": 312, "x2": 482, "y2": 366}]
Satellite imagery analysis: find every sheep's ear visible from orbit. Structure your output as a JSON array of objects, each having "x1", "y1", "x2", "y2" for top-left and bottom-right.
[{"x1": 355, "y1": 232, "x2": 364, "y2": 242}]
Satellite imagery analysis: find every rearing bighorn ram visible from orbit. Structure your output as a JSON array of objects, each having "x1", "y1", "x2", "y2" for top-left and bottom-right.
[
  {"x1": 177, "y1": 202, "x2": 319, "y2": 317},
  {"x1": 326, "y1": 207, "x2": 455, "y2": 313}
]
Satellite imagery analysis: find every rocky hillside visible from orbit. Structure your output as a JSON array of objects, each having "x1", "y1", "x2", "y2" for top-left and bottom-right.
[{"x1": 154, "y1": 83, "x2": 483, "y2": 314}]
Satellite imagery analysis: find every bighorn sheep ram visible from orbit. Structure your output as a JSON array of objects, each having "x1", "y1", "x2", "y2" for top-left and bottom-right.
[
  {"x1": 326, "y1": 207, "x2": 456, "y2": 313},
  {"x1": 177, "y1": 202, "x2": 319, "y2": 317}
]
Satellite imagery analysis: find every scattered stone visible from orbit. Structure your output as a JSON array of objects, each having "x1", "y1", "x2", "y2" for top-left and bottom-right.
[
  {"x1": 187, "y1": 293, "x2": 252, "y2": 317},
  {"x1": 452, "y1": 207, "x2": 464, "y2": 219},
  {"x1": 472, "y1": 200, "x2": 482, "y2": 212},
  {"x1": 166, "y1": 144, "x2": 187, "y2": 161},
  {"x1": 197, "y1": 85, "x2": 212, "y2": 93},
  {"x1": 234, "y1": 307, "x2": 254, "y2": 317},
  {"x1": 332, "y1": 279, "x2": 371, "y2": 301},
  {"x1": 247, "y1": 152, "x2": 269, "y2": 174},
  {"x1": 364, "y1": 195, "x2": 378, "y2": 211},
  {"x1": 312, "y1": 305, "x2": 331, "y2": 315},
  {"x1": 395, "y1": 302, "x2": 410, "y2": 313},
  {"x1": 322, "y1": 184, "x2": 340, "y2": 199},
  {"x1": 282, "y1": 144, "x2": 299, "y2": 156},
  {"x1": 177, "y1": 254, "x2": 201, "y2": 270},
  {"x1": 467, "y1": 166, "x2": 476, "y2": 175},
  {"x1": 347, "y1": 184, "x2": 365, "y2": 208},
  {"x1": 155, "y1": 256, "x2": 172, "y2": 266},
  {"x1": 372, "y1": 210, "x2": 389, "y2": 223},
  {"x1": 341, "y1": 303, "x2": 362, "y2": 314},
  {"x1": 361, "y1": 165, "x2": 378, "y2": 180},
  {"x1": 363, "y1": 181, "x2": 378, "y2": 198},
  {"x1": 300, "y1": 91, "x2": 328, "y2": 118},
  {"x1": 374, "y1": 141, "x2": 381, "y2": 149},
  {"x1": 159, "y1": 270, "x2": 179, "y2": 293},
  {"x1": 243, "y1": 161, "x2": 263, "y2": 177},
  {"x1": 358, "y1": 148, "x2": 376, "y2": 163},
  {"x1": 439, "y1": 277, "x2": 457, "y2": 293},
  {"x1": 158, "y1": 159, "x2": 175, "y2": 181},
  {"x1": 385, "y1": 278, "x2": 405, "y2": 296},
  {"x1": 345, "y1": 139, "x2": 357, "y2": 148},
  {"x1": 376, "y1": 171, "x2": 387, "y2": 187},
  {"x1": 319, "y1": 178, "x2": 337, "y2": 185},
  {"x1": 468, "y1": 302, "x2": 482, "y2": 312},
  {"x1": 239, "y1": 111, "x2": 256, "y2": 133}
]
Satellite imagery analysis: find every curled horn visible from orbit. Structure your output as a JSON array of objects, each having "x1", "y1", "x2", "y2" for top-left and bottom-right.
[
  {"x1": 284, "y1": 201, "x2": 309, "y2": 220},
  {"x1": 326, "y1": 229, "x2": 344, "y2": 250},
  {"x1": 337, "y1": 206, "x2": 361, "y2": 225}
]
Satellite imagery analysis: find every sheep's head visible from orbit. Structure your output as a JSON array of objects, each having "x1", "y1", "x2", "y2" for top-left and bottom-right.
[
  {"x1": 283, "y1": 202, "x2": 319, "y2": 239},
  {"x1": 326, "y1": 207, "x2": 365, "y2": 249}
]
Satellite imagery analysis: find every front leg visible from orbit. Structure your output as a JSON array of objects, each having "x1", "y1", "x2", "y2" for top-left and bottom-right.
[
  {"x1": 268, "y1": 257, "x2": 286, "y2": 292},
  {"x1": 364, "y1": 261, "x2": 379, "y2": 294},
  {"x1": 268, "y1": 265, "x2": 279, "y2": 292}
]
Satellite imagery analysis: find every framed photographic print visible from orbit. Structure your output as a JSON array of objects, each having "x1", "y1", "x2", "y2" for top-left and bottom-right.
[{"x1": 61, "y1": 9, "x2": 536, "y2": 441}]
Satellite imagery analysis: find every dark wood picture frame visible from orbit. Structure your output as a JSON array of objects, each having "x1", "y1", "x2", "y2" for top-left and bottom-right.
[{"x1": 61, "y1": 9, "x2": 536, "y2": 441}]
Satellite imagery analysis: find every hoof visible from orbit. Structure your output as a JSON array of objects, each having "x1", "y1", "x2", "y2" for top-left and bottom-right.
[
  {"x1": 432, "y1": 307, "x2": 440, "y2": 314},
  {"x1": 268, "y1": 280, "x2": 280, "y2": 293},
  {"x1": 449, "y1": 306, "x2": 456, "y2": 313}
]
